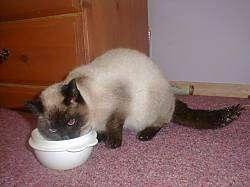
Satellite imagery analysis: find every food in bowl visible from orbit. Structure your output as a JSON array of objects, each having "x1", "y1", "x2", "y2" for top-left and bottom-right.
[{"x1": 29, "y1": 127, "x2": 98, "y2": 170}]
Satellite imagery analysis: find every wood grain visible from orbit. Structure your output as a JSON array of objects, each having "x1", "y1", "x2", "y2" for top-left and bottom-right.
[
  {"x1": 0, "y1": 14, "x2": 85, "y2": 85},
  {"x1": 0, "y1": 0, "x2": 82, "y2": 21},
  {"x1": 84, "y1": 0, "x2": 149, "y2": 60},
  {"x1": 0, "y1": 84, "x2": 46, "y2": 109},
  {"x1": 0, "y1": 0, "x2": 149, "y2": 109}
]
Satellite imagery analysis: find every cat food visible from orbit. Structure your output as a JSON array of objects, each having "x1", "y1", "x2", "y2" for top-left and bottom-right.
[{"x1": 29, "y1": 128, "x2": 98, "y2": 170}]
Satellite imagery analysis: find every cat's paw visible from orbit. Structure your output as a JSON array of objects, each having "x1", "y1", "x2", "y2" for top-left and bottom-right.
[
  {"x1": 105, "y1": 137, "x2": 122, "y2": 149},
  {"x1": 137, "y1": 133, "x2": 154, "y2": 141},
  {"x1": 220, "y1": 104, "x2": 245, "y2": 125}
]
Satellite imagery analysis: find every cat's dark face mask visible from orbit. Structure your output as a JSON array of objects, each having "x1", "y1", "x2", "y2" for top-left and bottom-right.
[
  {"x1": 37, "y1": 110, "x2": 85, "y2": 140},
  {"x1": 26, "y1": 79, "x2": 88, "y2": 140}
]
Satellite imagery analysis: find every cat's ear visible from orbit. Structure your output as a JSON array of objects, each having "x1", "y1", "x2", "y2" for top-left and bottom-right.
[
  {"x1": 25, "y1": 98, "x2": 44, "y2": 116},
  {"x1": 61, "y1": 78, "x2": 85, "y2": 106}
]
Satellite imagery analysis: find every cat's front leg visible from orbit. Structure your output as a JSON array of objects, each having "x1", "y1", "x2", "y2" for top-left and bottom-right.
[{"x1": 104, "y1": 112, "x2": 125, "y2": 149}]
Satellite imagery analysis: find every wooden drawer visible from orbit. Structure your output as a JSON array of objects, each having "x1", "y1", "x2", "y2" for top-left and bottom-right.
[
  {"x1": 0, "y1": 0, "x2": 82, "y2": 22},
  {"x1": 0, "y1": 14, "x2": 85, "y2": 85},
  {"x1": 0, "y1": 84, "x2": 45, "y2": 108}
]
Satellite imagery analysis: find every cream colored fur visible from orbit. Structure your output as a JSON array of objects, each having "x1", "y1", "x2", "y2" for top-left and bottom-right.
[{"x1": 40, "y1": 48, "x2": 175, "y2": 133}]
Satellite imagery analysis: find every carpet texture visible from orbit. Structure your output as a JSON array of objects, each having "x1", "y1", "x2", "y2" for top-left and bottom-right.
[{"x1": 0, "y1": 96, "x2": 249, "y2": 186}]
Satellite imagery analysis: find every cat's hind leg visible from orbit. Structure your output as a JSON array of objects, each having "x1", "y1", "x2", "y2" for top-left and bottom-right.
[{"x1": 136, "y1": 125, "x2": 162, "y2": 141}]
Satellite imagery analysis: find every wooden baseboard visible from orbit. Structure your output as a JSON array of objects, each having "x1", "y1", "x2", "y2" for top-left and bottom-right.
[{"x1": 170, "y1": 81, "x2": 250, "y2": 98}]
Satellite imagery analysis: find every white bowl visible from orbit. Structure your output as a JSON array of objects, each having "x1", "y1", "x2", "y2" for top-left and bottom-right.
[{"x1": 29, "y1": 128, "x2": 98, "y2": 170}]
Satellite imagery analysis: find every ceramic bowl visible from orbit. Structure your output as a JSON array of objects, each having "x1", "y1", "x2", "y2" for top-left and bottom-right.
[{"x1": 29, "y1": 128, "x2": 98, "y2": 170}]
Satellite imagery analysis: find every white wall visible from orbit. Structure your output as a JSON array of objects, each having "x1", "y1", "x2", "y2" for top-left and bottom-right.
[{"x1": 148, "y1": 0, "x2": 250, "y2": 84}]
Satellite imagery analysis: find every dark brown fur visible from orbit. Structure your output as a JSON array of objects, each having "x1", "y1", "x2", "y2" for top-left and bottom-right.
[
  {"x1": 37, "y1": 109, "x2": 86, "y2": 140},
  {"x1": 137, "y1": 127, "x2": 162, "y2": 141},
  {"x1": 104, "y1": 112, "x2": 125, "y2": 148},
  {"x1": 172, "y1": 99, "x2": 244, "y2": 129}
]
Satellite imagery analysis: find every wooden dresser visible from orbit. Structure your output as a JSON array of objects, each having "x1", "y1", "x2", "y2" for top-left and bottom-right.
[{"x1": 0, "y1": 0, "x2": 149, "y2": 108}]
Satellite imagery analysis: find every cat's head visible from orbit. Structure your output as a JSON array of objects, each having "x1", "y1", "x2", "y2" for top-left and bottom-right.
[{"x1": 26, "y1": 78, "x2": 89, "y2": 140}]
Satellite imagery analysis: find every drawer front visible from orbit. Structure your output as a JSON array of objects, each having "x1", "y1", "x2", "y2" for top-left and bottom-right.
[
  {"x1": 0, "y1": 15, "x2": 84, "y2": 85},
  {"x1": 0, "y1": 84, "x2": 45, "y2": 108},
  {"x1": 0, "y1": 0, "x2": 82, "y2": 21}
]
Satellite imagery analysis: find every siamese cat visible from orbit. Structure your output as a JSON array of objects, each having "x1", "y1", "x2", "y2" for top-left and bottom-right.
[{"x1": 26, "y1": 48, "x2": 243, "y2": 149}]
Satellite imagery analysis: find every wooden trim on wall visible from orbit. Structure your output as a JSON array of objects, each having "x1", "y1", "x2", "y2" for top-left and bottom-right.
[{"x1": 171, "y1": 81, "x2": 250, "y2": 98}]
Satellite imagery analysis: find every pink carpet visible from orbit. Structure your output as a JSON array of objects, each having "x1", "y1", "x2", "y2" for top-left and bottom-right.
[{"x1": 0, "y1": 96, "x2": 249, "y2": 186}]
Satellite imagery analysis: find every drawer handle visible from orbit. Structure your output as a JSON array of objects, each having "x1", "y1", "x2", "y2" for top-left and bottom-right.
[{"x1": 0, "y1": 48, "x2": 10, "y2": 62}]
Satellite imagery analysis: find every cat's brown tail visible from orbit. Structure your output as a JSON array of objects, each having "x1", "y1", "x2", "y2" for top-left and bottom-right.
[{"x1": 171, "y1": 99, "x2": 244, "y2": 129}]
